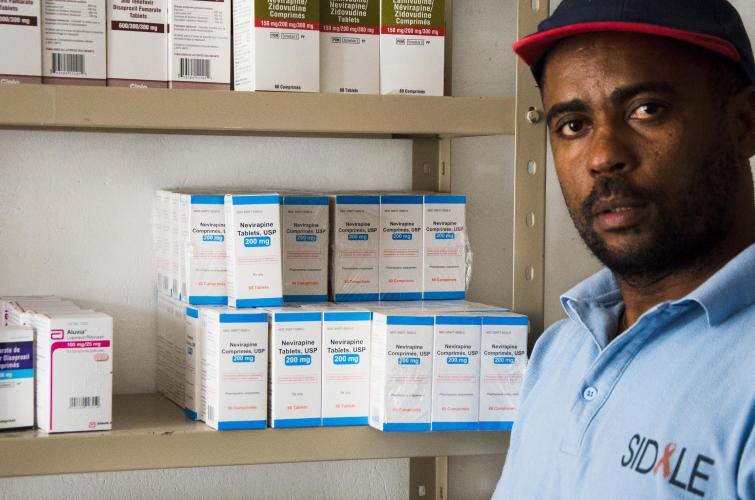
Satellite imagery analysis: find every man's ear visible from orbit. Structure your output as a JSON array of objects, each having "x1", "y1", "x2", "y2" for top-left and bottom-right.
[{"x1": 730, "y1": 86, "x2": 755, "y2": 159}]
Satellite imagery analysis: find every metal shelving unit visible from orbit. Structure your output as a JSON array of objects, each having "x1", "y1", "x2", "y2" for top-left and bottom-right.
[
  {"x1": 0, "y1": 394, "x2": 509, "y2": 478},
  {"x1": 0, "y1": 1, "x2": 549, "y2": 498}
]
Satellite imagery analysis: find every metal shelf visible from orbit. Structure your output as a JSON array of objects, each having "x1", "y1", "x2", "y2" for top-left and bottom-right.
[
  {"x1": 0, "y1": 85, "x2": 514, "y2": 138},
  {"x1": 0, "y1": 393, "x2": 509, "y2": 478}
]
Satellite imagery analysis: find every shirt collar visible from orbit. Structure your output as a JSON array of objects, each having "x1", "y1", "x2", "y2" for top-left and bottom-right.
[
  {"x1": 685, "y1": 242, "x2": 755, "y2": 326},
  {"x1": 561, "y1": 242, "x2": 755, "y2": 329}
]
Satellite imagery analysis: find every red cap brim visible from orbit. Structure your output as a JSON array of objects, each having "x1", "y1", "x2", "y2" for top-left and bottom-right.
[{"x1": 513, "y1": 21, "x2": 741, "y2": 67}]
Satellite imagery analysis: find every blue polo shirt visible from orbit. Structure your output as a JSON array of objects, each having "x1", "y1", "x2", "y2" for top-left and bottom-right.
[{"x1": 493, "y1": 243, "x2": 755, "y2": 499}]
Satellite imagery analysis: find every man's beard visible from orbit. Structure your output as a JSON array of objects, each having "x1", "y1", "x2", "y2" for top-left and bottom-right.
[{"x1": 565, "y1": 140, "x2": 739, "y2": 284}]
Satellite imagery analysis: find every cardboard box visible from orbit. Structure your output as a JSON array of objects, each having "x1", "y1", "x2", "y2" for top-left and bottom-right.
[
  {"x1": 380, "y1": 0, "x2": 444, "y2": 96},
  {"x1": 107, "y1": 0, "x2": 169, "y2": 87},
  {"x1": 369, "y1": 310, "x2": 433, "y2": 432},
  {"x1": 0, "y1": 326, "x2": 34, "y2": 429},
  {"x1": 32, "y1": 311, "x2": 113, "y2": 433},
  {"x1": 202, "y1": 308, "x2": 268, "y2": 430},
  {"x1": 379, "y1": 194, "x2": 423, "y2": 300},
  {"x1": 317, "y1": 305, "x2": 371, "y2": 426},
  {"x1": 42, "y1": 0, "x2": 106, "y2": 85},
  {"x1": 281, "y1": 195, "x2": 329, "y2": 302},
  {"x1": 267, "y1": 308, "x2": 322, "y2": 428},
  {"x1": 225, "y1": 193, "x2": 283, "y2": 308},
  {"x1": 478, "y1": 311, "x2": 528, "y2": 430},
  {"x1": 330, "y1": 195, "x2": 379, "y2": 302},
  {"x1": 320, "y1": 0, "x2": 379, "y2": 94},
  {"x1": 233, "y1": 0, "x2": 319, "y2": 92},
  {"x1": 169, "y1": 0, "x2": 231, "y2": 89},
  {"x1": 431, "y1": 314, "x2": 480, "y2": 431},
  {"x1": 0, "y1": 0, "x2": 41, "y2": 84},
  {"x1": 423, "y1": 194, "x2": 466, "y2": 300}
]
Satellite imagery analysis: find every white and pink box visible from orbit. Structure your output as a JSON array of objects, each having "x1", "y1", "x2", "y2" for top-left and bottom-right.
[
  {"x1": 0, "y1": 326, "x2": 34, "y2": 430},
  {"x1": 281, "y1": 195, "x2": 329, "y2": 303},
  {"x1": 379, "y1": 0, "x2": 445, "y2": 96},
  {"x1": 32, "y1": 311, "x2": 113, "y2": 433},
  {"x1": 233, "y1": 0, "x2": 319, "y2": 92},
  {"x1": 320, "y1": 0, "x2": 379, "y2": 94},
  {"x1": 0, "y1": 0, "x2": 41, "y2": 84},
  {"x1": 107, "y1": 0, "x2": 169, "y2": 87},
  {"x1": 42, "y1": 0, "x2": 106, "y2": 85},
  {"x1": 169, "y1": 0, "x2": 231, "y2": 89}
]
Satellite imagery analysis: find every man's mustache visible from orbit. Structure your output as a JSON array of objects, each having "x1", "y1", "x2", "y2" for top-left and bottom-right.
[{"x1": 581, "y1": 176, "x2": 656, "y2": 218}]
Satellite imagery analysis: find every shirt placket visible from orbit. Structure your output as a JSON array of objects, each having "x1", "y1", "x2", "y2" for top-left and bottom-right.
[{"x1": 560, "y1": 304, "x2": 679, "y2": 455}]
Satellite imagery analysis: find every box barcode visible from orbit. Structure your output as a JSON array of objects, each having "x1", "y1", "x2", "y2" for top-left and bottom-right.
[
  {"x1": 179, "y1": 58, "x2": 210, "y2": 79},
  {"x1": 207, "y1": 405, "x2": 215, "y2": 422},
  {"x1": 52, "y1": 53, "x2": 85, "y2": 75},
  {"x1": 69, "y1": 396, "x2": 100, "y2": 409}
]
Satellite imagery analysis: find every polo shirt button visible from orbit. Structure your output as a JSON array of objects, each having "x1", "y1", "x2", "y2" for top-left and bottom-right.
[{"x1": 583, "y1": 387, "x2": 598, "y2": 401}]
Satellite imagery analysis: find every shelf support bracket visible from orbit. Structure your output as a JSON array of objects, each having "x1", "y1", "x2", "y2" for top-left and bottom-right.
[
  {"x1": 513, "y1": 0, "x2": 550, "y2": 342},
  {"x1": 412, "y1": 138, "x2": 452, "y2": 193},
  {"x1": 410, "y1": 456, "x2": 449, "y2": 500}
]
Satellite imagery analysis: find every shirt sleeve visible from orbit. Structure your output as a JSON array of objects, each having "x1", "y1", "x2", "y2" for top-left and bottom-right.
[{"x1": 739, "y1": 418, "x2": 755, "y2": 499}]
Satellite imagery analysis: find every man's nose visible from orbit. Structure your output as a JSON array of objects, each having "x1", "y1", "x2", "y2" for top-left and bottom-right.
[{"x1": 586, "y1": 122, "x2": 637, "y2": 177}]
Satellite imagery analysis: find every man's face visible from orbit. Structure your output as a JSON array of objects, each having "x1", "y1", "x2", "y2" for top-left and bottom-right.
[{"x1": 542, "y1": 33, "x2": 741, "y2": 280}]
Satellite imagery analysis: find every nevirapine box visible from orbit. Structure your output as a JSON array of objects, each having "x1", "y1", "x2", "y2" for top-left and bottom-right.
[
  {"x1": 380, "y1": 194, "x2": 423, "y2": 300},
  {"x1": 169, "y1": 0, "x2": 230, "y2": 89},
  {"x1": 320, "y1": 0, "x2": 379, "y2": 94},
  {"x1": 423, "y1": 195, "x2": 466, "y2": 300},
  {"x1": 169, "y1": 191, "x2": 180, "y2": 297},
  {"x1": 32, "y1": 311, "x2": 113, "y2": 433},
  {"x1": 267, "y1": 308, "x2": 322, "y2": 428},
  {"x1": 153, "y1": 190, "x2": 168, "y2": 294},
  {"x1": 42, "y1": 0, "x2": 106, "y2": 85},
  {"x1": 156, "y1": 295, "x2": 184, "y2": 407},
  {"x1": 281, "y1": 195, "x2": 329, "y2": 302},
  {"x1": 233, "y1": 0, "x2": 319, "y2": 92},
  {"x1": 330, "y1": 195, "x2": 380, "y2": 302},
  {"x1": 431, "y1": 314, "x2": 480, "y2": 431},
  {"x1": 202, "y1": 308, "x2": 268, "y2": 430},
  {"x1": 107, "y1": 0, "x2": 168, "y2": 87},
  {"x1": 183, "y1": 194, "x2": 228, "y2": 305},
  {"x1": 225, "y1": 194, "x2": 283, "y2": 308},
  {"x1": 184, "y1": 305, "x2": 225, "y2": 421},
  {"x1": 369, "y1": 310, "x2": 434, "y2": 432},
  {"x1": 478, "y1": 311, "x2": 528, "y2": 430},
  {"x1": 380, "y1": 0, "x2": 444, "y2": 96},
  {"x1": 0, "y1": 0, "x2": 41, "y2": 84},
  {"x1": 0, "y1": 326, "x2": 34, "y2": 429},
  {"x1": 314, "y1": 305, "x2": 371, "y2": 426}
]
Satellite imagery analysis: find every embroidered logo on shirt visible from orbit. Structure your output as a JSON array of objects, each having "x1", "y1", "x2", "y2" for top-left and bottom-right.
[{"x1": 620, "y1": 434, "x2": 715, "y2": 497}]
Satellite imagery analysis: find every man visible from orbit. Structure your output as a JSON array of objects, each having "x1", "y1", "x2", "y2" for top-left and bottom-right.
[{"x1": 494, "y1": 1, "x2": 755, "y2": 498}]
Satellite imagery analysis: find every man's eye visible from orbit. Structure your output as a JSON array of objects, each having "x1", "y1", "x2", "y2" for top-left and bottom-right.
[
  {"x1": 557, "y1": 120, "x2": 585, "y2": 137},
  {"x1": 630, "y1": 103, "x2": 664, "y2": 120}
]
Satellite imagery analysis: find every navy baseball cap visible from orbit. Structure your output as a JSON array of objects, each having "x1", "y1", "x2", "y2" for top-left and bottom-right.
[{"x1": 513, "y1": 0, "x2": 755, "y2": 85}]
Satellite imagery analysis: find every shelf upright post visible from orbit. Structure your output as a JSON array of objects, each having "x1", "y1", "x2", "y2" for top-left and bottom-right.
[{"x1": 513, "y1": 0, "x2": 549, "y2": 347}]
